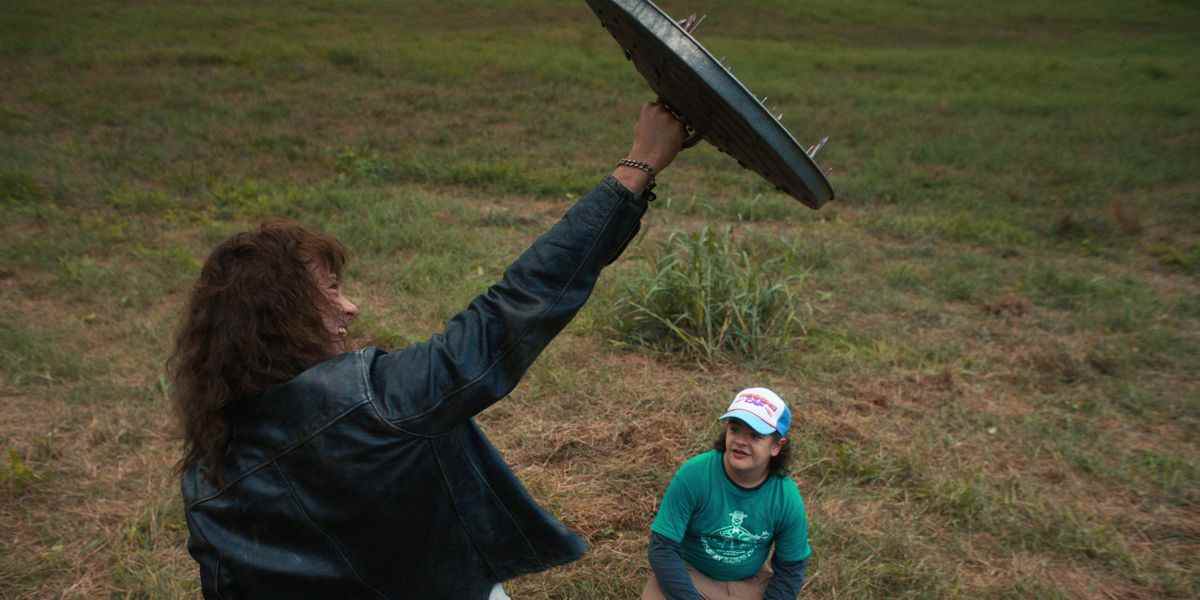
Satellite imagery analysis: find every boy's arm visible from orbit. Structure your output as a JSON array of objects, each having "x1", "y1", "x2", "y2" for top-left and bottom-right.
[
  {"x1": 763, "y1": 555, "x2": 809, "y2": 599},
  {"x1": 647, "y1": 532, "x2": 703, "y2": 600},
  {"x1": 648, "y1": 456, "x2": 707, "y2": 600},
  {"x1": 763, "y1": 481, "x2": 813, "y2": 598}
]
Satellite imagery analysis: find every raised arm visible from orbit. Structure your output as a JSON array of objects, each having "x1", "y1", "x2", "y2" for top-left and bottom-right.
[{"x1": 369, "y1": 103, "x2": 685, "y2": 434}]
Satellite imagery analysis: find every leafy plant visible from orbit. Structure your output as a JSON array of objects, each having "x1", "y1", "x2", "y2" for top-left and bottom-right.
[
  {"x1": 333, "y1": 147, "x2": 397, "y2": 184},
  {"x1": 0, "y1": 171, "x2": 47, "y2": 207},
  {"x1": 1149, "y1": 242, "x2": 1200, "y2": 274},
  {"x1": 610, "y1": 226, "x2": 805, "y2": 364},
  {"x1": 1, "y1": 448, "x2": 37, "y2": 493}
]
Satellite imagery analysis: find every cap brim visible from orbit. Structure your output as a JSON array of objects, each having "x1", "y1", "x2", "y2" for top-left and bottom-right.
[{"x1": 719, "y1": 410, "x2": 776, "y2": 435}]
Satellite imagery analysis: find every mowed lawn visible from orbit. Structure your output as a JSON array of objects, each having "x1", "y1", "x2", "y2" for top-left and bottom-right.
[{"x1": 2, "y1": 1, "x2": 1198, "y2": 598}]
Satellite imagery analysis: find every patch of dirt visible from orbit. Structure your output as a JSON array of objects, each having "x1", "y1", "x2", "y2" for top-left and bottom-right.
[
  {"x1": 961, "y1": 389, "x2": 1037, "y2": 418},
  {"x1": 984, "y1": 293, "x2": 1031, "y2": 318},
  {"x1": 844, "y1": 368, "x2": 961, "y2": 413}
]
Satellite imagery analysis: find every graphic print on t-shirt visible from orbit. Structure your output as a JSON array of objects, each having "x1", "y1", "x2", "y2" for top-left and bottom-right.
[{"x1": 701, "y1": 510, "x2": 771, "y2": 564}]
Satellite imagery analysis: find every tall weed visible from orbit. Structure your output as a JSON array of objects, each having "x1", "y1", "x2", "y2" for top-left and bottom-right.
[{"x1": 610, "y1": 226, "x2": 804, "y2": 364}]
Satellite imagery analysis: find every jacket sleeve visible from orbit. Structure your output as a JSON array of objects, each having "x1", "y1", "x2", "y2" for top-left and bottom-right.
[{"x1": 368, "y1": 176, "x2": 647, "y2": 434}]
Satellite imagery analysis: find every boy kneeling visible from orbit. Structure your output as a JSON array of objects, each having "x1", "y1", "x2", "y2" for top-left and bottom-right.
[{"x1": 643, "y1": 388, "x2": 811, "y2": 600}]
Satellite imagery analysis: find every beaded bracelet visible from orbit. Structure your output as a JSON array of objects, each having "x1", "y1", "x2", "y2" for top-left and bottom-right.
[
  {"x1": 617, "y1": 158, "x2": 656, "y2": 179},
  {"x1": 616, "y1": 158, "x2": 658, "y2": 202}
]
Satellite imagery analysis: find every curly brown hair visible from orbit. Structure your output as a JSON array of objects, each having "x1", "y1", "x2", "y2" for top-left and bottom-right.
[{"x1": 169, "y1": 220, "x2": 347, "y2": 486}]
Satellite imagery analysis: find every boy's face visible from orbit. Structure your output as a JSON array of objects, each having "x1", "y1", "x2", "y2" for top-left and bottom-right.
[
  {"x1": 722, "y1": 419, "x2": 785, "y2": 477},
  {"x1": 310, "y1": 262, "x2": 359, "y2": 353}
]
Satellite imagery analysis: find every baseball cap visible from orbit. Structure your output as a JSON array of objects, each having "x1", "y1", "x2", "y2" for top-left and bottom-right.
[{"x1": 719, "y1": 387, "x2": 791, "y2": 437}]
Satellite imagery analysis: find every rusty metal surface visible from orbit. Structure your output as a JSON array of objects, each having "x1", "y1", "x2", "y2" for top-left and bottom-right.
[{"x1": 584, "y1": 0, "x2": 834, "y2": 208}]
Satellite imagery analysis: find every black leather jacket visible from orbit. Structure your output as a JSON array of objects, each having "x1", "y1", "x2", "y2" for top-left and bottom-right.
[{"x1": 182, "y1": 177, "x2": 648, "y2": 599}]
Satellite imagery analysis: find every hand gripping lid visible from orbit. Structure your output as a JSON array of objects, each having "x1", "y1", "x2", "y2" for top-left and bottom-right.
[{"x1": 585, "y1": 0, "x2": 834, "y2": 208}]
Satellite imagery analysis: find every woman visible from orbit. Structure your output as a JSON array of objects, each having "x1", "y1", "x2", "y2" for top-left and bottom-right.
[{"x1": 169, "y1": 102, "x2": 685, "y2": 599}]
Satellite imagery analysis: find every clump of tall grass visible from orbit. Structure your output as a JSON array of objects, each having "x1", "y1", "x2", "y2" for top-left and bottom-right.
[{"x1": 610, "y1": 226, "x2": 805, "y2": 364}]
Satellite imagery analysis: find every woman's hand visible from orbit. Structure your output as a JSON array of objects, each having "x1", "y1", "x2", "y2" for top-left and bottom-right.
[{"x1": 613, "y1": 101, "x2": 686, "y2": 195}]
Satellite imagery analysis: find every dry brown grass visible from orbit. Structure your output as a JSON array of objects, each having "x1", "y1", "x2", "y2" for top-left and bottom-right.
[{"x1": 3, "y1": 1, "x2": 1200, "y2": 598}]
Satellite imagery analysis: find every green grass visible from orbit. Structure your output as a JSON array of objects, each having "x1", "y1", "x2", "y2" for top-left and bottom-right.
[
  {"x1": 1, "y1": 0, "x2": 1198, "y2": 598},
  {"x1": 609, "y1": 226, "x2": 806, "y2": 364},
  {"x1": 0, "y1": 319, "x2": 89, "y2": 387}
]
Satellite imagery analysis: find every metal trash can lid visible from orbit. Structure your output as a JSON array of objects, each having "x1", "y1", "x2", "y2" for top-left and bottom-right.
[{"x1": 585, "y1": 0, "x2": 834, "y2": 208}]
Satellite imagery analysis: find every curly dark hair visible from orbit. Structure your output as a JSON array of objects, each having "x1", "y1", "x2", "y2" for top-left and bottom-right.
[
  {"x1": 168, "y1": 220, "x2": 347, "y2": 486},
  {"x1": 712, "y1": 426, "x2": 792, "y2": 478}
]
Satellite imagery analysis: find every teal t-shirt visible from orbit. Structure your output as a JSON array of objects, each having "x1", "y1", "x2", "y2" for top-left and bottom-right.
[{"x1": 650, "y1": 450, "x2": 811, "y2": 581}]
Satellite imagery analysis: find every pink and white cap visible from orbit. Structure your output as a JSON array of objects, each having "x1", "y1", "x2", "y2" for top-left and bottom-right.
[{"x1": 719, "y1": 387, "x2": 791, "y2": 437}]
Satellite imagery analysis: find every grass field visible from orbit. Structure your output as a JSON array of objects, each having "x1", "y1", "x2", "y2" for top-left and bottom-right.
[{"x1": 2, "y1": 0, "x2": 1198, "y2": 597}]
